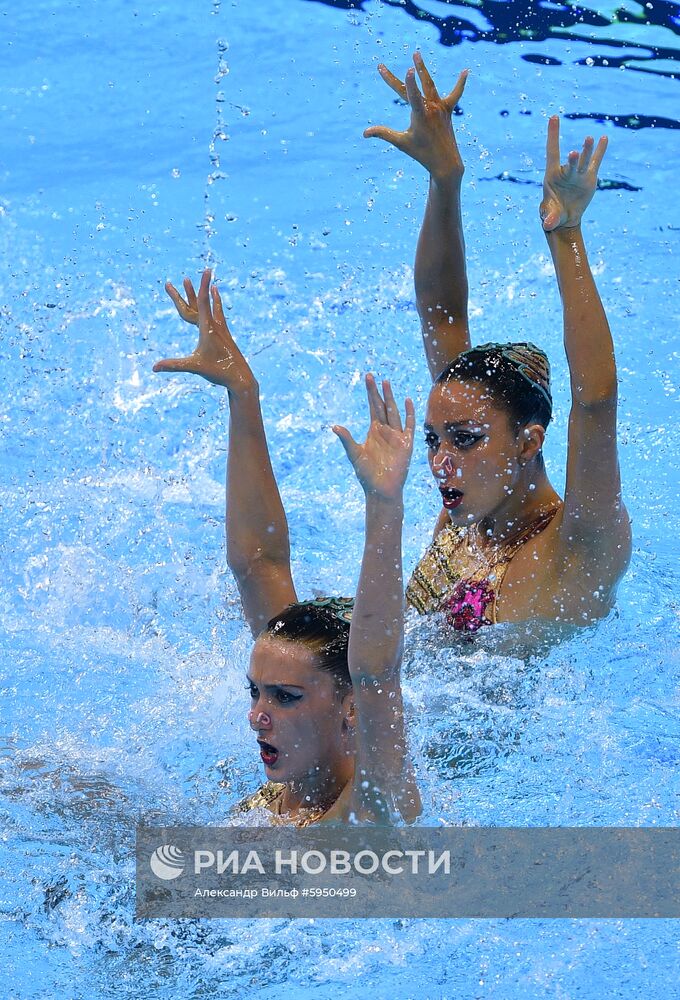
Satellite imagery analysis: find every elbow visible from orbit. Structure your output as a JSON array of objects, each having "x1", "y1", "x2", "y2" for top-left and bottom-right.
[
  {"x1": 226, "y1": 539, "x2": 262, "y2": 579},
  {"x1": 570, "y1": 380, "x2": 618, "y2": 409},
  {"x1": 226, "y1": 544, "x2": 291, "y2": 581},
  {"x1": 226, "y1": 547, "x2": 252, "y2": 580}
]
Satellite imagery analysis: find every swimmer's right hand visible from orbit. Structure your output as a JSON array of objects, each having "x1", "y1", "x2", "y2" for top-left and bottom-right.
[
  {"x1": 165, "y1": 276, "x2": 199, "y2": 326},
  {"x1": 153, "y1": 269, "x2": 257, "y2": 392}
]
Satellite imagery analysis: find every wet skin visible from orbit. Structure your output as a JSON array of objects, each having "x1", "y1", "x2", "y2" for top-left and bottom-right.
[
  {"x1": 247, "y1": 635, "x2": 354, "y2": 812},
  {"x1": 424, "y1": 379, "x2": 559, "y2": 541}
]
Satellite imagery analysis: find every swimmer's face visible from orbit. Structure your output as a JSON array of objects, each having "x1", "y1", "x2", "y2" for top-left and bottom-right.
[
  {"x1": 425, "y1": 379, "x2": 526, "y2": 525},
  {"x1": 247, "y1": 635, "x2": 351, "y2": 788}
]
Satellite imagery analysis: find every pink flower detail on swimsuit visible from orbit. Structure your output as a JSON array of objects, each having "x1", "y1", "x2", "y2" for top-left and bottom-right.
[{"x1": 443, "y1": 579, "x2": 494, "y2": 632}]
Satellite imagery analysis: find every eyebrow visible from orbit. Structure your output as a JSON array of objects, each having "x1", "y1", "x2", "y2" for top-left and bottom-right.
[
  {"x1": 246, "y1": 676, "x2": 305, "y2": 691},
  {"x1": 423, "y1": 421, "x2": 486, "y2": 432}
]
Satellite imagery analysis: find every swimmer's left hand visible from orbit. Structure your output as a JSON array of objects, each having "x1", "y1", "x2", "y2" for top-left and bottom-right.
[
  {"x1": 332, "y1": 375, "x2": 415, "y2": 501},
  {"x1": 540, "y1": 116, "x2": 607, "y2": 231}
]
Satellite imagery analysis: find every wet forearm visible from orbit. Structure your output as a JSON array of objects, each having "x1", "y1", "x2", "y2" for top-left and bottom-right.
[
  {"x1": 546, "y1": 225, "x2": 617, "y2": 405},
  {"x1": 415, "y1": 174, "x2": 469, "y2": 377},
  {"x1": 225, "y1": 386, "x2": 291, "y2": 576},
  {"x1": 349, "y1": 496, "x2": 405, "y2": 680}
]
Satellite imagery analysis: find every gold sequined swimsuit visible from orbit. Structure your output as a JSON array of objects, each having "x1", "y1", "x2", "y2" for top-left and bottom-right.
[
  {"x1": 237, "y1": 782, "x2": 330, "y2": 827},
  {"x1": 405, "y1": 506, "x2": 560, "y2": 632}
]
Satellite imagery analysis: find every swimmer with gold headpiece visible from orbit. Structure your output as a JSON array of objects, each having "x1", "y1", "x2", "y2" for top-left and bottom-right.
[
  {"x1": 364, "y1": 55, "x2": 631, "y2": 632},
  {"x1": 154, "y1": 272, "x2": 420, "y2": 826}
]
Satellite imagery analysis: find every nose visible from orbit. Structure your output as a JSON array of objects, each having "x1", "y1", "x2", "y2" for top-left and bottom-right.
[
  {"x1": 248, "y1": 709, "x2": 272, "y2": 730},
  {"x1": 432, "y1": 451, "x2": 456, "y2": 480}
]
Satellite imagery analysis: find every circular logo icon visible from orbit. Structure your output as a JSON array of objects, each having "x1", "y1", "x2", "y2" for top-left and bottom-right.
[{"x1": 150, "y1": 845, "x2": 185, "y2": 881}]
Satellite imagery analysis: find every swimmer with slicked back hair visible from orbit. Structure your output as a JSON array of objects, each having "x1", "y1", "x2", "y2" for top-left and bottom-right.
[
  {"x1": 364, "y1": 54, "x2": 631, "y2": 632},
  {"x1": 154, "y1": 273, "x2": 420, "y2": 826}
]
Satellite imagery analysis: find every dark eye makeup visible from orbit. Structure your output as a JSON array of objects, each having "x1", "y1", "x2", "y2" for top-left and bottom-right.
[
  {"x1": 424, "y1": 428, "x2": 484, "y2": 451},
  {"x1": 275, "y1": 690, "x2": 302, "y2": 705},
  {"x1": 452, "y1": 431, "x2": 484, "y2": 449},
  {"x1": 245, "y1": 681, "x2": 302, "y2": 705}
]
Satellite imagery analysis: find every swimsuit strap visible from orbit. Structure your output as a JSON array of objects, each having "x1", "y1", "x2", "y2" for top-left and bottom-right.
[
  {"x1": 406, "y1": 504, "x2": 561, "y2": 621},
  {"x1": 237, "y1": 781, "x2": 334, "y2": 827},
  {"x1": 487, "y1": 503, "x2": 562, "y2": 567},
  {"x1": 237, "y1": 781, "x2": 286, "y2": 814},
  {"x1": 477, "y1": 504, "x2": 561, "y2": 625}
]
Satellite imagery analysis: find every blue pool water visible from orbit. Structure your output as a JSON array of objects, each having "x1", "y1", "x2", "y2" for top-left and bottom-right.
[{"x1": 2, "y1": 1, "x2": 680, "y2": 996}]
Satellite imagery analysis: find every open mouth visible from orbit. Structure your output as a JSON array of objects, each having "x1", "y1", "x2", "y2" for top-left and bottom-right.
[
  {"x1": 257, "y1": 739, "x2": 279, "y2": 767},
  {"x1": 440, "y1": 486, "x2": 464, "y2": 510}
]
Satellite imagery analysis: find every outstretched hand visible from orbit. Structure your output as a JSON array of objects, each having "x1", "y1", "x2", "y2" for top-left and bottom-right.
[
  {"x1": 153, "y1": 269, "x2": 255, "y2": 392},
  {"x1": 540, "y1": 116, "x2": 607, "y2": 232},
  {"x1": 364, "y1": 52, "x2": 468, "y2": 181},
  {"x1": 333, "y1": 375, "x2": 415, "y2": 501}
]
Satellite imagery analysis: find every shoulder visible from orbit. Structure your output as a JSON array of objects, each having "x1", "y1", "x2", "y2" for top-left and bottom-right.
[
  {"x1": 550, "y1": 503, "x2": 632, "y2": 595},
  {"x1": 502, "y1": 507, "x2": 632, "y2": 623}
]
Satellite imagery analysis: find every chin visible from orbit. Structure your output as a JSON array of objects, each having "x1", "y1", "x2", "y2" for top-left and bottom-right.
[
  {"x1": 260, "y1": 755, "x2": 284, "y2": 780},
  {"x1": 267, "y1": 757, "x2": 304, "y2": 784},
  {"x1": 445, "y1": 504, "x2": 469, "y2": 521},
  {"x1": 267, "y1": 758, "x2": 289, "y2": 777}
]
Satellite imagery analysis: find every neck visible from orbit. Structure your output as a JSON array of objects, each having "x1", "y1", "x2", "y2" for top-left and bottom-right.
[
  {"x1": 281, "y1": 756, "x2": 354, "y2": 819},
  {"x1": 476, "y1": 464, "x2": 560, "y2": 544}
]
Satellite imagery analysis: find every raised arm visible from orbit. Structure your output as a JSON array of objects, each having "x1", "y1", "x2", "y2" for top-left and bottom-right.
[
  {"x1": 330, "y1": 376, "x2": 421, "y2": 824},
  {"x1": 365, "y1": 53, "x2": 470, "y2": 379},
  {"x1": 154, "y1": 270, "x2": 296, "y2": 637},
  {"x1": 541, "y1": 119, "x2": 631, "y2": 591}
]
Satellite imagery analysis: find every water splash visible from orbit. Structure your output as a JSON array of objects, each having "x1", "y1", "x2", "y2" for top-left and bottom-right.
[{"x1": 201, "y1": 24, "x2": 231, "y2": 264}]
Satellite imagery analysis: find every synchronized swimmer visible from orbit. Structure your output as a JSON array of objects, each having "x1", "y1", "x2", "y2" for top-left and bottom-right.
[
  {"x1": 154, "y1": 55, "x2": 631, "y2": 824},
  {"x1": 366, "y1": 53, "x2": 631, "y2": 631},
  {"x1": 154, "y1": 274, "x2": 421, "y2": 826}
]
